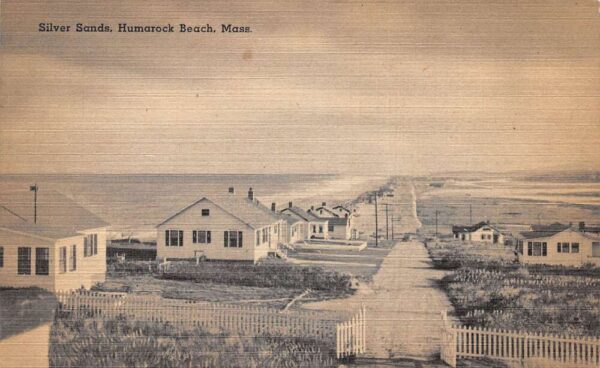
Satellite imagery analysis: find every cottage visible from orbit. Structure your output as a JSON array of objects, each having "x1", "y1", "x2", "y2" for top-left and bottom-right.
[
  {"x1": 310, "y1": 202, "x2": 339, "y2": 218},
  {"x1": 452, "y1": 221, "x2": 504, "y2": 245},
  {"x1": 0, "y1": 190, "x2": 108, "y2": 292},
  {"x1": 332, "y1": 205, "x2": 353, "y2": 219},
  {"x1": 280, "y1": 203, "x2": 329, "y2": 240},
  {"x1": 517, "y1": 226, "x2": 600, "y2": 266},
  {"x1": 156, "y1": 188, "x2": 283, "y2": 263}
]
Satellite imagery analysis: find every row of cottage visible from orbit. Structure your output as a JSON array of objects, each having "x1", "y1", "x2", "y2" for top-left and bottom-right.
[
  {"x1": 452, "y1": 220, "x2": 600, "y2": 266},
  {"x1": 0, "y1": 187, "x2": 356, "y2": 292}
]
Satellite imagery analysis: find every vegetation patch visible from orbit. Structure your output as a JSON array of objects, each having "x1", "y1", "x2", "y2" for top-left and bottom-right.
[
  {"x1": 159, "y1": 258, "x2": 354, "y2": 295},
  {"x1": 50, "y1": 316, "x2": 335, "y2": 368},
  {"x1": 428, "y1": 240, "x2": 600, "y2": 337}
]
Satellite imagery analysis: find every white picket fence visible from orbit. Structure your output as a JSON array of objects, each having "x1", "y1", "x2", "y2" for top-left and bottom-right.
[
  {"x1": 336, "y1": 305, "x2": 367, "y2": 359},
  {"x1": 55, "y1": 290, "x2": 366, "y2": 360},
  {"x1": 441, "y1": 311, "x2": 600, "y2": 368}
]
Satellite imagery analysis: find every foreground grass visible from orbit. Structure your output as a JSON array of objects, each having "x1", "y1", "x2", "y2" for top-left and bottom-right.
[
  {"x1": 50, "y1": 316, "x2": 336, "y2": 368},
  {"x1": 428, "y1": 240, "x2": 600, "y2": 337}
]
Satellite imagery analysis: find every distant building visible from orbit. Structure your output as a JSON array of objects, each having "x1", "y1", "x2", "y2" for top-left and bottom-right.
[
  {"x1": 308, "y1": 203, "x2": 353, "y2": 240},
  {"x1": 332, "y1": 205, "x2": 353, "y2": 219},
  {"x1": 156, "y1": 188, "x2": 283, "y2": 263},
  {"x1": 517, "y1": 226, "x2": 600, "y2": 266},
  {"x1": 452, "y1": 221, "x2": 504, "y2": 245},
  {"x1": 280, "y1": 204, "x2": 329, "y2": 240},
  {"x1": 310, "y1": 203, "x2": 339, "y2": 218},
  {"x1": 0, "y1": 190, "x2": 109, "y2": 292}
]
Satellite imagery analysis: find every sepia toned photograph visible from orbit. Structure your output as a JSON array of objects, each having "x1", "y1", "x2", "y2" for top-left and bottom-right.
[{"x1": 1, "y1": 1, "x2": 599, "y2": 367}]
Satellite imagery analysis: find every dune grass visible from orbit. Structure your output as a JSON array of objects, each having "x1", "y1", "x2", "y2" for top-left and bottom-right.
[
  {"x1": 428, "y1": 240, "x2": 600, "y2": 337},
  {"x1": 50, "y1": 315, "x2": 336, "y2": 368}
]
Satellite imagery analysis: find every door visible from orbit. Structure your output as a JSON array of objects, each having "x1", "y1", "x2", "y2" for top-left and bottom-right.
[{"x1": 493, "y1": 234, "x2": 499, "y2": 244}]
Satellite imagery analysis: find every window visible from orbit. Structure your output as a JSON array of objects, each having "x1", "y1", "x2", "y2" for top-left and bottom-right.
[
  {"x1": 35, "y1": 248, "x2": 49, "y2": 275},
  {"x1": 165, "y1": 230, "x2": 183, "y2": 246},
  {"x1": 312, "y1": 225, "x2": 317, "y2": 233},
  {"x1": 17, "y1": 247, "x2": 31, "y2": 275},
  {"x1": 329, "y1": 224, "x2": 335, "y2": 232},
  {"x1": 193, "y1": 230, "x2": 211, "y2": 244},
  {"x1": 319, "y1": 225, "x2": 323, "y2": 233},
  {"x1": 561, "y1": 242, "x2": 570, "y2": 253},
  {"x1": 0, "y1": 247, "x2": 3, "y2": 268},
  {"x1": 262, "y1": 228, "x2": 269, "y2": 244},
  {"x1": 84, "y1": 234, "x2": 98, "y2": 257},
  {"x1": 256, "y1": 230, "x2": 261, "y2": 245},
  {"x1": 529, "y1": 242, "x2": 547, "y2": 257},
  {"x1": 70, "y1": 245, "x2": 77, "y2": 271},
  {"x1": 224, "y1": 231, "x2": 243, "y2": 248},
  {"x1": 571, "y1": 243, "x2": 579, "y2": 253},
  {"x1": 593, "y1": 242, "x2": 600, "y2": 258},
  {"x1": 59, "y1": 247, "x2": 67, "y2": 273},
  {"x1": 557, "y1": 242, "x2": 561, "y2": 253},
  {"x1": 202, "y1": 209, "x2": 210, "y2": 216}
]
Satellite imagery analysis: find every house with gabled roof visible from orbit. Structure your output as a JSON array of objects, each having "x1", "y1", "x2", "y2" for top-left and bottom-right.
[
  {"x1": 452, "y1": 220, "x2": 504, "y2": 245},
  {"x1": 156, "y1": 187, "x2": 283, "y2": 263},
  {"x1": 333, "y1": 205, "x2": 353, "y2": 219},
  {"x1": 517, "y1": 225, "x2": 600, "y2": 266},
  {"x1": 280, "y1": 203, "x2": 329, "y2": 240},
  {"x1": 0, "y1": 190, "x2": 109, "y2": 292},
  {"x1": 308, "y1": 202, "x2": 354, "y2": 240}
]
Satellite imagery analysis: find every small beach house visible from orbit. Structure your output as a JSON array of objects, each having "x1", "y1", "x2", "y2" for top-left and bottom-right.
[
  {"x1": 280, "y1": 204, "x2": 329, "y2": 240},
  {"x1": 452, "y1": 221, "x2": 504, "y2": 245},
  {"x1": 156, "y1": 188, "x2": 283, "y2": 263},
  {"x1": 0, "y1": 190, "x2": 109, "y2": 292},
  {"x1": 333, "y1": 205, "x2": 353, "y2": 218},
  {"x1": 517, "y1": 226, "x2": 600, "y2": 266},
  {"x1": 308, "y1": 204, "x2": 353, "y2": 240}
]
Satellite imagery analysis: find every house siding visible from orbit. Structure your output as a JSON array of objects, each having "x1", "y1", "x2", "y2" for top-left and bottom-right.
[
  {"x1": 0, "y1": 228, "x2": 107, "y2": 292},
  {"x1": 519, "y1": 230, "x2": 600, "y2": 266},
  {"x1": 156, "y1": 200, "x2": 269, "y2": 263}
]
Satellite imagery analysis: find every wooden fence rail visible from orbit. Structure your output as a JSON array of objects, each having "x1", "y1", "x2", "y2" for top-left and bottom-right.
[
  {"x1": 55, "y1": 290, "x2": 366, "y2": 360},
  {"x1": 441, "y1": 311, "x2": 600, "y2": 368}
]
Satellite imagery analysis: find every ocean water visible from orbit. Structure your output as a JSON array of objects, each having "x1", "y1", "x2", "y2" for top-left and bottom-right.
[{"x1": 0, "y1": 174, "x2": 389, "y2": 234}]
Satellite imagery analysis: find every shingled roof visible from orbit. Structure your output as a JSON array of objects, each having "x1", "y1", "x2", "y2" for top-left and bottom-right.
[
  {"x1": 157, "y1": 195, "x2": 281, "y2": 229},
  {"x1": 280, "y1": 206, "x2": 325, "y2": 222},
  {"x1": 0, "y1": 190, "x2": 109, "y2": 239},
  {"x1": 452, "y1": 221, "x2": 493, "y2": 234}
]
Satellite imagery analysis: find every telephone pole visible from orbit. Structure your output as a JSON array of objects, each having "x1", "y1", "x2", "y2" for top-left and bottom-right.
[
  {"x1": 374, "y1": 194, "x2": 379, "y2": 247},
  {"x1": 385, "y1": 204, "x2": 389, "y2": 240},
  {"x1": 469, "y1": 204, "x2": 472, "y2": 225},
  {"x1": 390, "y1": 209, "x2": 394, "y2": 240}
]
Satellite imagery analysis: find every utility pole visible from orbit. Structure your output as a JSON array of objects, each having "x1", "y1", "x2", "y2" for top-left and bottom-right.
[
  {"x1": 30, "y1": 184, "x2": 38, "y2": 224},
  {"x1": 469, "y1": 204, "x2": 472, "y2": 225},
  {"x1": 391, "y1": 209, "x2": 394, "y2": 240},
  {"x1": 435, "y1": 210, "x2": 439, "y2": 238},
  {"x1": 385, "y1": 204, "x2": 389, "y2": 240},
  {"x1": 374, "y1": 194, "x2": 379, "y2": 247}
]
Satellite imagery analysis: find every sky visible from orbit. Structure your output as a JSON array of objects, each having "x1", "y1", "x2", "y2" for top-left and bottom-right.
[{"x1": 1, "y1": 0, "x2": 599, "y2": 175}]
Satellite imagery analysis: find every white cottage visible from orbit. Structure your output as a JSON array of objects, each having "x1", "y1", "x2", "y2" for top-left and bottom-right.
[
  {"x1": 280, "y1": 203, "x2": 329, "y2": 240},
  {"x1": 156, "y1": 188, "x2": 283, "y2": 263},
  {"x1": 452, "y1": 221, "x2": 504, "y2": 245},
  {"x1": 0, "y1": 190, "x2": 108, "y2": 292},
  {"x1": 517, "y1": 226, "x2": 600, "y2": 266}
]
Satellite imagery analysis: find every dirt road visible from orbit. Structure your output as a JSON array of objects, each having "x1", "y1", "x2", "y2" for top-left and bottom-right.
[{"x1": 304, "y1": 181, "x2": 454, "y2": 360}]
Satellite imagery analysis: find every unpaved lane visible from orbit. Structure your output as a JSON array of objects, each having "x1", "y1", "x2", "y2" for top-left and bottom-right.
[{"x1": 305, "y1": 241, "x2": 454, "y2": 359}]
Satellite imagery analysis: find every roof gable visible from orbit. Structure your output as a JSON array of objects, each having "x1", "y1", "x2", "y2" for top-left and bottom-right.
[{"x1": 157, "y1": 196, "x2": 280, "y2": 229}]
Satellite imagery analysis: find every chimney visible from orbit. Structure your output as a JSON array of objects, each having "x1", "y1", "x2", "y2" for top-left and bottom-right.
[
  {"x1": 228, "y1": 187, "x2": 235, "y2": 194},
  {"x1": 271, "y1": 203, "x2": 276, "y2": 212},
  {"x1": 322, "y1": 202, "x2": 326, "y2": 207},
  {"x1": 579, "y1": 222, "x2": 585, "y2": 231},
  {"x1": 310, "y1": 206, "x2": 315, "y2": 211},
  {"x1": 288, "y1": 202, "x2": 293, "y2": 208},
  {"x1": 248, "y1": 187, "x2": 254, "y2": 201}
]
